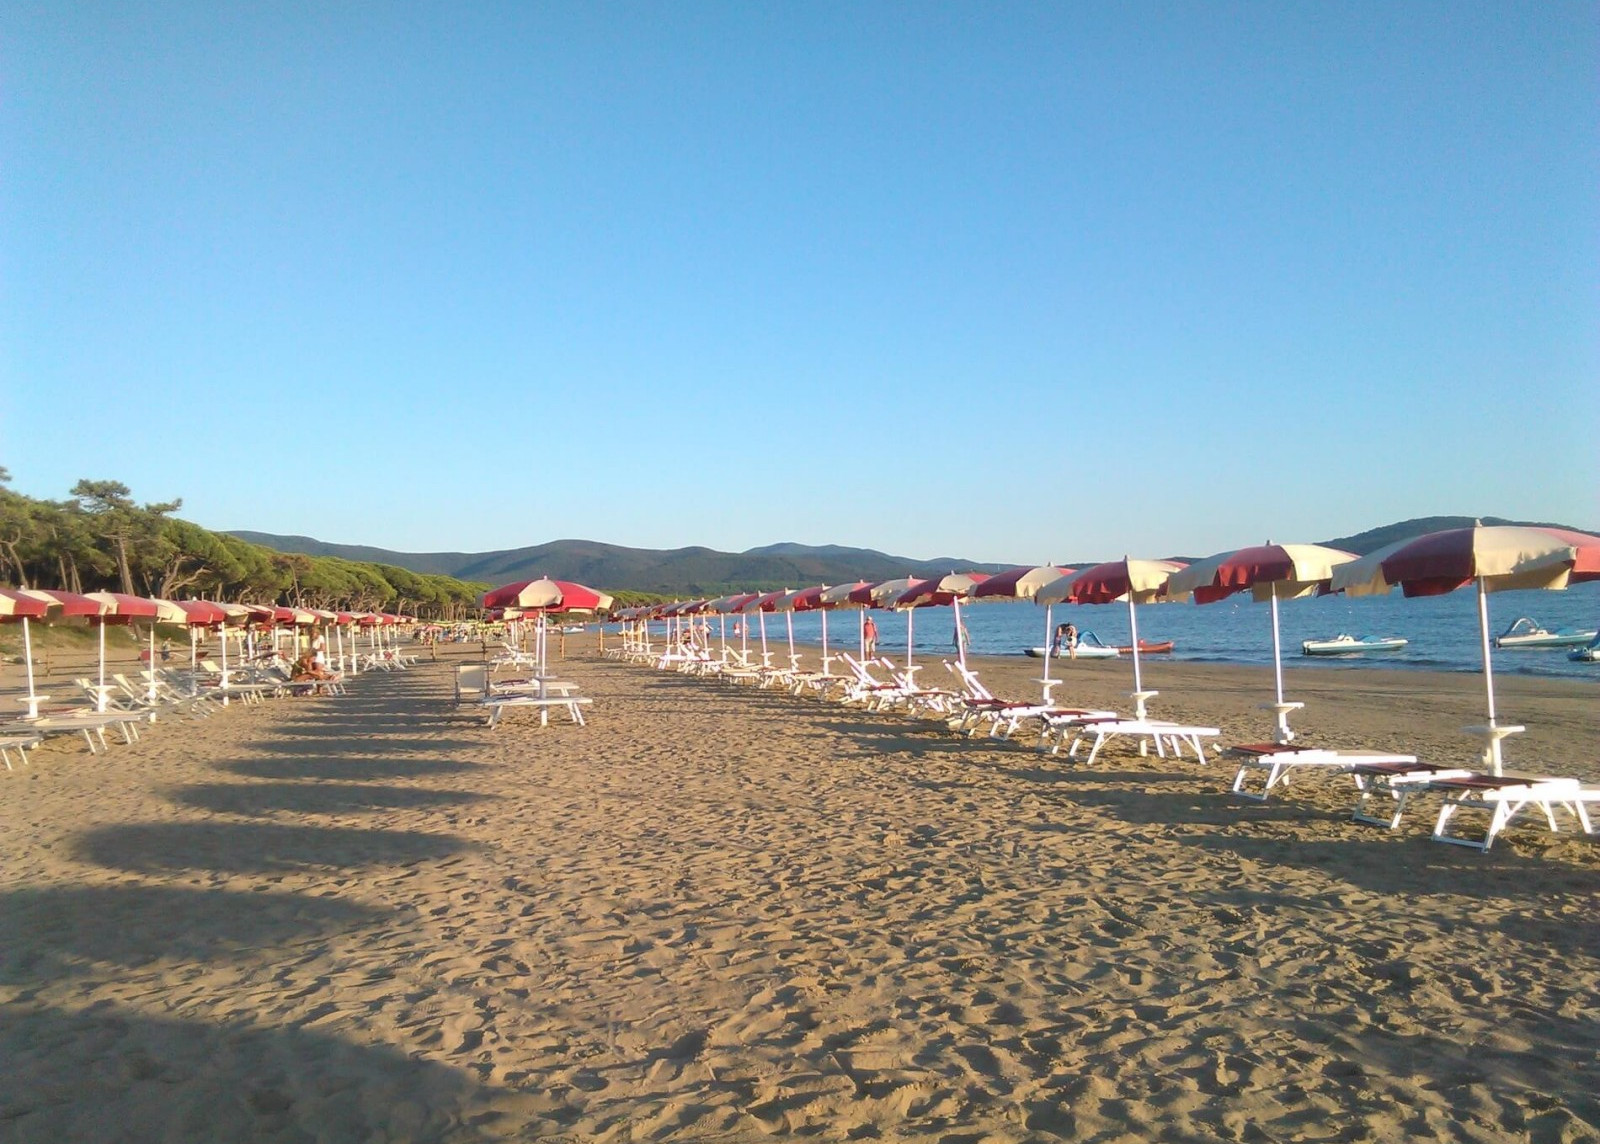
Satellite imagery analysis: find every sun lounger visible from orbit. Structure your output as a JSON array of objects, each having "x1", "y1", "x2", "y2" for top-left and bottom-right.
[
  {"x1": 1348, "y1": 761, "x2": 1483, "y2": 829},
  {"x1": 484, "y1": 693, "x2": 592, "y2": 728},
  {"x1": 1426, "y1": 773, "x2": 1598, "y2": 851},
  {"x1": 0, "y1": 730, "x2": 43, "y2": 770},
  {"x1": 1060, "y1": 719, "x2": 1221, "y2": 766},
  {"x1": 1223, "y1": 742, "x2": 1419, "y2": 801}
]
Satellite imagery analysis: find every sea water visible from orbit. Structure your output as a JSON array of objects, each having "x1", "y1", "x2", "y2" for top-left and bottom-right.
[{"x1": 698, "y1": 580, "x2": 1600, "y2": 683}]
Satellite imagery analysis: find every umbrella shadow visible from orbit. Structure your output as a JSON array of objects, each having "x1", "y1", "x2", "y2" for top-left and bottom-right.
[
  {"x1": 221, "y1": 755, "x2": 490, "y2": 781},
  {"x1": 0, "y1": 1002, "x2": 501, "y2": 1141},
  {"x1": 170, "y1": 782, "x2": 498, "y2": 818},
  {"x1": 74, "y1": 822, "x2": 473, "y2": 875},
  {"x1": 0, "y1": 885, "x2": 389, "y2": 978},
  {"x1": 243, "y1": 735, "x2": 487, "y2": 756}
]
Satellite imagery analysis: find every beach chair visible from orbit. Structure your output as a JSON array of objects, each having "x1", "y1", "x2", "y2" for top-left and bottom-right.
[
  {"x1": 455, "y1": 663, "x2": 489, "y2": 707},
  {"x1": 1222, "y1": 743, "x2": 1419, "y2": 801},
  {"x1": 943, "y1": 661, "x2": 1117, "y2": 741},
  {"x1": 1349, "y1": 766, "x2": 1600, "y2": 851},
  {"x1": 0, "y1": 730, "x2": 43, "y2": 770},
  {"x1": 484, "y1": 691, "x2": 592, "y2": 728},
  {"x1": 1058, "y1": 718, "x2": 1221, "y2": 766},
  {"x1": 1428, "y1": 774, "x2": 1599, "y2": 851}
]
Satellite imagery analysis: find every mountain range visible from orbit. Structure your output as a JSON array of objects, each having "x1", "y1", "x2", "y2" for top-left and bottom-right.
[{"x1": 230, "y1": 516, "x2": 1593, "y2": 597}]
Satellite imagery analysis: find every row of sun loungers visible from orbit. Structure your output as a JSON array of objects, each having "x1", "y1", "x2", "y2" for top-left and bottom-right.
[
  {"x1": 1, "y1": 659, "x2": 352, "y2": 769},
  {"x1": 615, "y1": 629, "x2": 1597, "y2": 855}
]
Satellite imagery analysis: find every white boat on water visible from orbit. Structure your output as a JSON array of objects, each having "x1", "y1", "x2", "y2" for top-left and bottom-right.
[
  {"x1": 1301, "y1": 634, "x2": 1408, "y2": 656},
  {"x1": 1025, "y1": 631, "x2": 1120, "y2": 659},
  {"x1": 1494, "y1": 617, "x2": 1598, "y2": 650}
]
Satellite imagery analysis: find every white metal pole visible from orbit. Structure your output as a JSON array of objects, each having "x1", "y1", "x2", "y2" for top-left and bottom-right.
[
  {"x1": 21, "y1": 616, "x2": 36, "y2": 712},
  {"x1": 1270, "y1": 591, "x2": 1285, "y2": 706}
]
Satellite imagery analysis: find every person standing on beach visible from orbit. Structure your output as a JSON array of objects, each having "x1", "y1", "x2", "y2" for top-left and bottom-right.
[
  {"x1": 863, "y1": 615, "x2": 879, "y2": 659},
  {"x1": 1063, "y1": 622, "x2": 1078, "y2": 659}
]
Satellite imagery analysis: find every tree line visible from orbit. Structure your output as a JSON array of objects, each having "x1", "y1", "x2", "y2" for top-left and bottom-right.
[{"x1": 0, "y1": 470, "x2": 490, "y2": 620}]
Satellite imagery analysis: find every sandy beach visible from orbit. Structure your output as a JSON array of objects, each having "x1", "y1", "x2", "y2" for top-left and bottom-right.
[{"x1": 2, "y1": 635, "x2": 1597, "y2": 1142}]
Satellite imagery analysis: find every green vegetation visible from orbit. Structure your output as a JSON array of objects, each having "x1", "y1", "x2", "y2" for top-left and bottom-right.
[{"x1": 0, "y1": 469, "x2": 488, "y2": 619}]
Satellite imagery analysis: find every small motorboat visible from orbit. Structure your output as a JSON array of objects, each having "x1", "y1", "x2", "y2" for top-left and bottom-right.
[
  {"x1": 1570, "y1": 632, "x2": 1600, "y2": 663},
  {"x1": 1301, "y1": 634, "x2": 1408, "y2": 656},
  {"x1": 1494, "y1": 617, "x2": 1598, "y2": 649}
]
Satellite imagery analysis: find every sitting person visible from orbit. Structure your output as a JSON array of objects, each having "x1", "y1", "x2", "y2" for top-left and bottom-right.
[{"x1": 290, "y1": 654, "x2": 336, "y2": 693}]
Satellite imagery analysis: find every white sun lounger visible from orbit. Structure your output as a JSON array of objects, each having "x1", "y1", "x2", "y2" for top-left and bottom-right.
[
  {"x1": 484, "y1": 693, "x2": 592, "y2": 728},
  {"x1": 1060, "y1": 719, "x2": 1221, "y2": 766},
  {"x1": 1425, "y1": 773, "x2": 1599, "y2": 851},
  {"x1": 0, "y1": 731, "x2": 43, "y2": 770},
  {"x1": 1223, "y1": 743, "x2": 1419, "y2": 801}
]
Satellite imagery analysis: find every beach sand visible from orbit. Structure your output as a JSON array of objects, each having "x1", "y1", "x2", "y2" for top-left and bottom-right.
[{"x1": 1, "y1": 635, "x2": 1596, "y2": 1142}]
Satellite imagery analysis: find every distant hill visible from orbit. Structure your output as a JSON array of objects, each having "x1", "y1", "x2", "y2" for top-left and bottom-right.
[
  {"x1": 232, "y1": 515, "x2": 1596, "y2": 597},
  {"x1": 229, "y1": 533, "x2": 1013, "y2": 595}
]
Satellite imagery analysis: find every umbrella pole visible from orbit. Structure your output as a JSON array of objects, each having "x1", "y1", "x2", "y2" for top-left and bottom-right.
[
  {"x1": 1266, "y1": 591, "x2": 1300, "y2": 745},
  {"x1": 786, "y1": 610, "x2": 795, "y2": 668},
  {"x1": 1127, "y1": 597, "x2": 1153, "y2": 721},
  {"x1": 820, "y1": 608, "x2": 830, "y2": 674},
  {"x1": 21, "y1": 616, "x2": 39, "y2": 718},
  {"x1": 906, "y1": 608, "x2": 914, "y2": 672},
  {"x1": 758, "y1": 612, "x2": 769, "y2": 666},
  {"x1": 96, "y1": 621, "x2": 107, "y2": 712},
  {"x1": 954, "y1": 597, "x2": 966, "y2": 670},
  {"x1": 1474, "y1": 576, "x2": 1516, "y2": 775},
  {"x1": 147, "y1": 623, "x2": 159, "y2": 703},
  {"x1": 190, "y1": 628, "x2": 199, "y2": 695},
  {"x1": 1040, "y1": 603, "x2": 1054, "y2": 703}
]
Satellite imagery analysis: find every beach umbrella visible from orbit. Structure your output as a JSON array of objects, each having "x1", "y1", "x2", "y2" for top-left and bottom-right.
[
  {"x1": 893, "y1": 572, "x2": 991, "y2": 669},
  {"x1": 973, "y1": 566, "x2": 1075, "y2": 701},
  {"x1": 77, "y1": 592, "x2": 161, "y2": 711},
  {"x1": 482, "y1": 578, "x2": 615, "y2": 677},
  {"x1": 847, "y1": 577, "x2": 922, "y2": 670},
  {"x1": 8, "y1": 589, "x2": 108, "y2": 714},
  {"x1": 1039, "y1": 558, "x2": 1186, "y2": 719},
  {"x1": 149, "y1": 598, "x2": 229, "y2": 701},
  {"x1": 735, "y1": 591, "x2": 788, "y2": 666},
  {"x1": 1167, "y1": 542, "x2": 1357, "y2": 744},
  {"x1": 0, "y1": 589, "x2": 53, "y2": 718},
  {"x1": 1329, "y1": 523, "x2": 1600, "y2": 773},
  {"x1": 814, "y1": 581, "x2": 873, "y2": 661},
  {"x1": 789, "y1": 585, "x2": 841, "y2": 673}
]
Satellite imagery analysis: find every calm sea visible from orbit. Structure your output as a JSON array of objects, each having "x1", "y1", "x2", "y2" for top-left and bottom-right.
[{"x1": 670, "y1": 580, "x2": 1600, "y2": 683}]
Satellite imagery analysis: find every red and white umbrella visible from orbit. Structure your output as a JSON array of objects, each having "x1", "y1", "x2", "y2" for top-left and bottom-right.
[
  {"x1": 973, "y1": 566, "x2": 1075, "y2": 700},
  {"x1": 148, "y1": 598, "x2": 230, "y2": 700},
  {"x1": 1167, "y1": 542, "x2": 1357, "y2": 743},
  {"x1": 1039, "y1": 558, "x2": 1186, "y2": 719},
  {"x1": 482, "y1": 578, "x2": 614, "y2": 676},
  {"x1": 1330, "y1": 523, "x2": 1600, "y2": 773},
  {"x1": 77, "y1": 592, "x2": 162, "y2": 711},
  {"x1": 0, "y1": 589, "x2": 54, "y2": 717},
  {"x1": 893, "y1": 572, "x2": 991, "y2": 669},
  {"x1": 6, "y1": 591, "x2": 109, "y2": 714}
]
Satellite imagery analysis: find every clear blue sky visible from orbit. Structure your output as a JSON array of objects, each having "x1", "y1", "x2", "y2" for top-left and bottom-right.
[{"x1": 4, "y1": 3, "x2": 1596, "y2": 565}]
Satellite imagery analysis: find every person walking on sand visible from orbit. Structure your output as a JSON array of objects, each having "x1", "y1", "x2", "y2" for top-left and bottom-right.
[{"x1": 863, "y1": 615, "x2": 879, "y2": 659}]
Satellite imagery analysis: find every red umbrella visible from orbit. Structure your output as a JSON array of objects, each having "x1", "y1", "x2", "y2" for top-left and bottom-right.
[
  {"x1": 482, "y1": 578, "x2": 614, "y2": 612},
  {"x1": 1167, "y1": 542, "x2": 1357, "y2": 743},
  {"x1": 7, "y1": 591, "x2": 108, "y2": 714},
  {"x1": 893, "y1": 572, "x2": 991, "y2": 669},
  {"x1": 973, "y1": 566, "x2": 1075, "y2": 700},
  {"x1": 1331, "y1": 524, "x2": 1600, "y2": 773},
  {"x1": 71, "y1": 592, "x2": 162, "y2": 711},
  {"x1": 1039, "y1": 558, "x2": 1186, "y2": 719}
]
